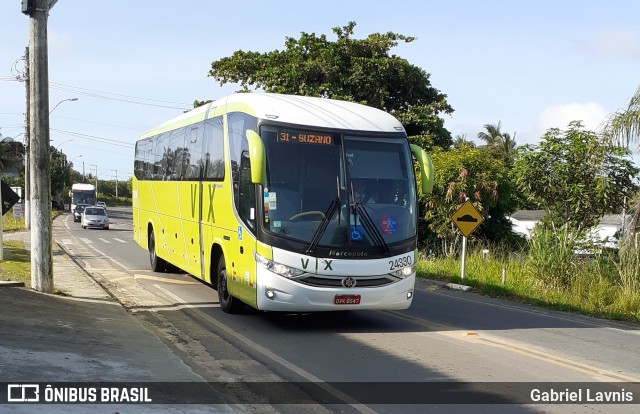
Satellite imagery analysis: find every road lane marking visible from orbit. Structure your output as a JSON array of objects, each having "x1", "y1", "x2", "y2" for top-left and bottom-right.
[
  {"x1": 113, "y1": 238, "x2": 128, "y2": 243},
  {"x1": 80, "y1": 238, "x2": 92, "y2": 244},
  {"x1": 98, "y1": 238, "x2": 111, "y2": 244},
  {"x1": 152, "y1": 285, "x2": 377, "y2": 414},
  {"x1": 473, "y1": 335, "x2": 640, "y2": 382},
  {"x1": 133, "y1": 274, "x2": 198, "y2": 285},
  {"x1": 385, "y1": 310, "x2": 640, "y2": 383}
]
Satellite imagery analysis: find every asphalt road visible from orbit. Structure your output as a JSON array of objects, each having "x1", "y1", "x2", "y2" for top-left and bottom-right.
[{"x1": 54, "y1": 208, "x2": 640, "y2": 413}]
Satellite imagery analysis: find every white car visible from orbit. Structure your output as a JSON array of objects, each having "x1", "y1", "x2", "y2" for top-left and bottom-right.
[
  {"x1": 81, "y1": 206, "x2": 110, "y2": 230},
  {"x1": 96, "y1": 201, "x2": 107, "y2": 209}
]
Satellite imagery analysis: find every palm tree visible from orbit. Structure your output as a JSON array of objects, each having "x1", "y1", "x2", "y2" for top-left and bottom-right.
[
  {"x1": 477, "y1": 122, "x2": 517, "y2": 167},
  {"x1": 604, "y1": 85, "x2": 640, "y2": 151},
  {"x1": 477, "y1": 122, "x2": 503, "y2": 146},
  {"x1": 604, "y1": 85, "x2": 640, "y2": 237},
  {"x1": 453, "y1": 134, "x2": 475, "y2": 148}
]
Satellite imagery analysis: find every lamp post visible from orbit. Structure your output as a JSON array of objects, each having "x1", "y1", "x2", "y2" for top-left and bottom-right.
[
  {"x1": 87, "y1": 163, "x2": 98, "y2": 197},
  {"x1": 24, "y1": 97, "x2": 77, "y2": 229},
  {"x1": 111, "y1": 169, "x2": 118, "y2": 198},
  {"x1": 50, "y1": 97, "x2": 78, "y2": 115},
  {"x1": 54, "y1": 138, "x2": 73, "y2": 151},
  {"x1": 51, "y1": 139, "x2": 72, "y2": 209}
]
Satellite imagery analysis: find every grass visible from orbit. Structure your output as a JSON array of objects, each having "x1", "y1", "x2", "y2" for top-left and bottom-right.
[
  {"x1": 417, "y1": 245, "x2": 640, "y2": 323},
  {"x1": 2, "y1": 213, "x2": 25, "y2": 232},
  {"x1": 0, "y1": 240, "x2": 31, "y2": 288}
]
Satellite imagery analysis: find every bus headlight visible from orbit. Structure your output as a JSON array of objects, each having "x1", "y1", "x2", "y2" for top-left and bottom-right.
[
  {"x1": 255, "y1": 253, "x2": 306, "y2": 278},
  {"x1": 390, "y1": 265, "x2": 416, "y2": 278}
]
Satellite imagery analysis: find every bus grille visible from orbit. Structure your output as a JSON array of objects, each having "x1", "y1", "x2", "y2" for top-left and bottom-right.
[{"x1": 297, "y1": 275, "x2": 396, "y2": 288}]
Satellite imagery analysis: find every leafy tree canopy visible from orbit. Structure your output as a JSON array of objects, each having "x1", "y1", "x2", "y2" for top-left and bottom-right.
[
  {"x1": 513, "y1": 121, "x2": 639, "y2": 235},
  {"x1": 424, "y1": 145, "x2": 516, "y2": 255},
  {"x1": 208, "y1": 22, "x2": 454, "y2": 149}
]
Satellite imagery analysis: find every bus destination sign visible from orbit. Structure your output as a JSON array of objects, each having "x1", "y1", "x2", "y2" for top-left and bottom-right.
[{"x1": 278, "y1": 130, "x2": 333, "y2": 145}]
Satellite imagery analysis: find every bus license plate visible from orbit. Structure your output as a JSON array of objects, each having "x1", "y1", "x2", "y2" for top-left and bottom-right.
[{"x1": 334, "y1": 295, "x2": 361, "y2": 305}]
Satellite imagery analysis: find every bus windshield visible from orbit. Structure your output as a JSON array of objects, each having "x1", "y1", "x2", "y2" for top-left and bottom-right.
[
  {"x1": 71, "y1": 189, "x2": 95, "y2": 206},
  {"x1": 261, "y1": 126, "x2": 417, "y2": 249}
]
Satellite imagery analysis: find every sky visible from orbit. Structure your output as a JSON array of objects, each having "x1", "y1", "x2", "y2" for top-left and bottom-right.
[{"x1": 1, "y1": 0, "x2": 639, "y2": 183}]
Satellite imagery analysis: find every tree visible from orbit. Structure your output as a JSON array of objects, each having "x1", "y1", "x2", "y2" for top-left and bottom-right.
[
  {"x1": 604, "y1": 85, "x2": 640, "y2": 151},
  {"x1": 604, "y1": 85, "x2": 640, "y2": 237},
  {"x1": 477, "y1": 121, "x2": 517, "y2": 168},
  {"x1": 424, "y1": 146, "x2": 516, "y2": 256},
  {"x1": 208, "y1": 22, "x2": 454, "y2": 149},
  {"x1": 49, "y1": 146, "x2": 70, "y2": 201},
  {"x1": 513, "y1": 121, "x2": 639, "y2": 237},
  {"x1": 453, "y1": 134, "x2": 475, "y2": 148}
]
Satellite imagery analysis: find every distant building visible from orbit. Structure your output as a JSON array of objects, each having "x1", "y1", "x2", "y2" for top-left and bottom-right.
[{"x1": 508, "y1": 210, "x2": 628, "y2": 249}]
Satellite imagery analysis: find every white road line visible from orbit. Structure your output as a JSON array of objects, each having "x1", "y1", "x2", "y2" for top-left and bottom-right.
[
  {"x1": 113, "y1": 238, "x2": 128, "y2": 243},
  {"x1": 61, "y1": 239, "x2": 74, "y2": 245},
  {"x1": 80, "y1": 238, "x2": 92, "y2": 244},
  {"x1": 98, "y1": 238, "x2": 111, "y2": 244},
  {"x1": 152, "y1": 284, "x2": 377, "y2": 414},
  {"x1": 87, "y1": 245, "x2": 131, "y2": 271}
]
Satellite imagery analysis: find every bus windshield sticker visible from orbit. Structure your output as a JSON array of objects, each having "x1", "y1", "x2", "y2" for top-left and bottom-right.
[
  {"x1": 350, "y1": 225, "x2": 364, "y2": 242},
  {"x1": 381, "y1": 214, "x2": 398, "y2": 235},
  {"x1": 268, "y1": 192, "x2": 277, "y2": 210},
  {"x1": 238, "y1": 226, "x2": 243, "y2": 240},
  {"x1": 278, "y1": 129, "x2": 333, "y2": 145}
]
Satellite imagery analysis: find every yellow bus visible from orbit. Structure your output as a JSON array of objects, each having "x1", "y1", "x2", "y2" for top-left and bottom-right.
[{"x1": 132, "y1": 93, "x2": 433, "y2": 313}]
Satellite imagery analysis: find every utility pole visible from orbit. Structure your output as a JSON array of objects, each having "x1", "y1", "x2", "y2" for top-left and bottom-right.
[
  {"x1": 24, "y1": 46, "x2": 30, "y2": 230},
  {"x1": 112, "y1": 169, "x2": 118, "y2": 197},
  {"x1": 25, "y1": 0, "x2": 54, "y2": 293}
]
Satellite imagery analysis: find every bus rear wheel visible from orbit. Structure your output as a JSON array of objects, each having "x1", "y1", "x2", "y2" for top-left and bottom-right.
[
  {"x1": 149, "y1": 229, "x2": 168, "y2": 272},
  {"x1": 217, "y1": 256, "x2": 242, "y2": 314}
]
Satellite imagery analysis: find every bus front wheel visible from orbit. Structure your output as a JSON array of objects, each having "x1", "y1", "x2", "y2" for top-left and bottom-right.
[
  {"x1": 217, "y1": 256, "x2": 242, "y2": 314},
  {"x1": 149, "y1": 229, "x2": 168, "y2": 272}
]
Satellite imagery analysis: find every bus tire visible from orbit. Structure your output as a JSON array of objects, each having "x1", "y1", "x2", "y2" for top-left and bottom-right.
[
  {"x1": 217, "y1": 255, "x2": 242, "y2": 314},
  {"x1": 149, "y1": 228, "x2": 168, "y2": 272}
]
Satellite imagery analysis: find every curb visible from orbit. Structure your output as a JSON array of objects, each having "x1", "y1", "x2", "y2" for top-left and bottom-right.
[
  {"x1": 422, "y1": 278, "x2": 473, "y2": 292},
  {"x1": 0, "y1": 281, "x2": 26, "y2": 287}
]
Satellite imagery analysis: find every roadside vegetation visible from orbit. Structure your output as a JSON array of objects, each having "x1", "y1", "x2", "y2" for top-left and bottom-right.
[
  {"x1": 417, "y1": 237, "x2": 640, "y2": 323},
  {"x1": 0, "y1": 240, "x2": 30, "y2": 287}
]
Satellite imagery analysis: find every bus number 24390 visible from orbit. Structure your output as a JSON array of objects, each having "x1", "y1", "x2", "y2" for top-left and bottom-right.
[{"x1": 389, "y1": 255, "x2": 413, "y2": 271}]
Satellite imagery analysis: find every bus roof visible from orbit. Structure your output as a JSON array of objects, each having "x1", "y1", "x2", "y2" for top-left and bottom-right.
[
  {"x1": 139, "y1": 93, "x2": 405, "y2": 140},
  {"x1": 71, "y1": 183, "x2": 95, "y2": 191}
]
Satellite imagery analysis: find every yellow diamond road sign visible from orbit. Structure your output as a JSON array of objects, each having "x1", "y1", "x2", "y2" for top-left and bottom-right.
[{"x1": 451, "y1": 200, "x2": 484, "y2": 237}]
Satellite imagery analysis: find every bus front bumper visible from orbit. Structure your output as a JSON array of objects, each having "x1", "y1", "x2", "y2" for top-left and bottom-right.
[{"x1": 255, "y1": 268, "x2": 415, "y2": 312}]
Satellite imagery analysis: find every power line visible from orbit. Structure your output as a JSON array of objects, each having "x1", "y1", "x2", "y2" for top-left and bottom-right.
[
  {"x1": 50, "y1": 115, "x2": 147, "y2": 132},
  {"x1": 50, "y1": 82, "x2": 192, "y2": 110},
  {"x1": 2, "y1": 76, "x2": 194, "y2": 110},
  {"x1": 51, "y1": 128, "x2": 134, "y2": 148}
]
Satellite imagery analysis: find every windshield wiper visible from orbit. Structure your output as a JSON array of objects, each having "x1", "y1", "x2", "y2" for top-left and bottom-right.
[
  {"x1": 355, "y1": 202, "x2": 390, "y2": 255},
  {"x1": 306, "y1": 198, "x2": 339, "y2": 254},
  {"x1": 307, "y1": 177, "x2": 341, "y2": 254}
]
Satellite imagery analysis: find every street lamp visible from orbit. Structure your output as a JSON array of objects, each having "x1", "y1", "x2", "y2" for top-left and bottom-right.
[
  {"x1": 50, "y1": 97, "x2": 78, "y2": 115},
  {"x1": 69, "y1": 154, "x2": 82, "y2": 165},
  {"x1": 25, "y1": 98, "x2": 78, "y2": 229}
]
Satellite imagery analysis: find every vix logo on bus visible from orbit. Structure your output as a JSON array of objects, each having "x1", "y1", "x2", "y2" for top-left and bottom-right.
[
  {"x1": 300, "y1": 257, "x2": 334, "y2": 272},
  {"x1": 190, "y1": 183, "x2": 217, "y2": 223}
]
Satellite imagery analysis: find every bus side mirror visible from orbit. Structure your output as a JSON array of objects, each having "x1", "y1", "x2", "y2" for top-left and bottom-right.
[
  {"x1": 410, "y1": 144, "x2": 434, "y2": 194},
  {"x1": 246, "y1": 130, "x2": 267, "y2": 185}
]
